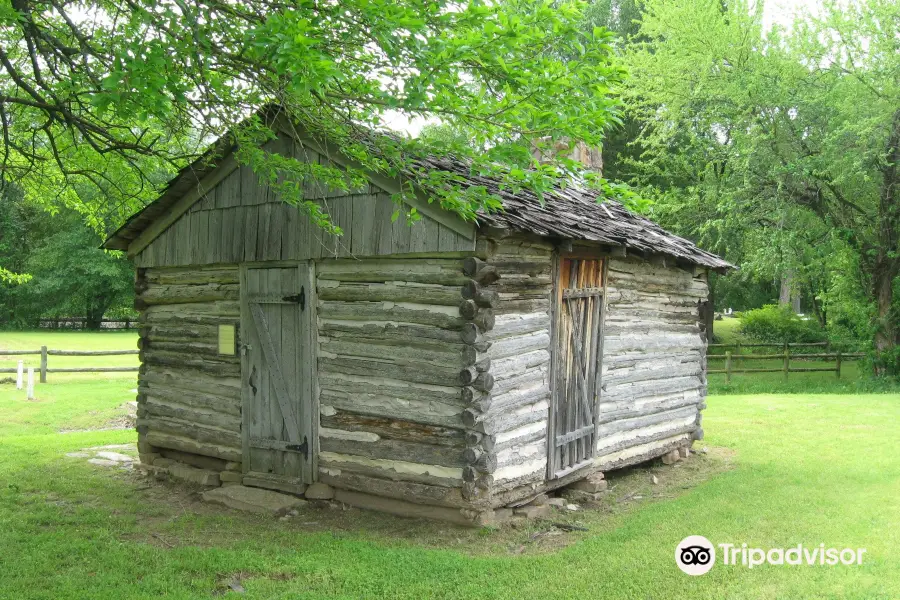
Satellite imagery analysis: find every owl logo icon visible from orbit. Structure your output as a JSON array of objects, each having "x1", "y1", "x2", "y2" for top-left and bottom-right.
[{"x1": 676, "y1": 536, "x2": 716, "y2": 575}]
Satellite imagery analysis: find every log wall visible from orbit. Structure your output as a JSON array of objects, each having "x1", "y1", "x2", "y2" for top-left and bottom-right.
[
  {"x1": 595, "y1": 257, "x2": 708, "y2": 469},
  {"x1": 135, "y1": 265, "x2": 244, "y2": 466},
  {"x1": 131, "y1": 241, "x2": 708, "y2": 520},
  {"x1": 460, "y1": 234, "x2": 555, "y2": 506},
  {"x1": 314, "y1": 257, "x2": 487, "y2": 512}
]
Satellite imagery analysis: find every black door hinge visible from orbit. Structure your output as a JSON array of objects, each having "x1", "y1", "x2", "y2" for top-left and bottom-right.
[
  {"x1": 282, "y1": 286, "x2": 306, "y2": 310},
  {"x1": 285, "y1": 437, "x2": 309, "y2": 460}
]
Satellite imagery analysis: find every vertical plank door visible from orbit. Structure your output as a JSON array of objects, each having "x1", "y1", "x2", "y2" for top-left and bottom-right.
[
  {"x1": 549, "y1": 257, "x2": 606, "y2": 479},
  {"x1": 241, "y1": 264, "x2": 316, "y2": 488}
]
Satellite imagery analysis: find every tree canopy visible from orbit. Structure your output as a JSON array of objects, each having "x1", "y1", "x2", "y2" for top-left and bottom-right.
[
  {"x1": 0, "y1": 0, "x2": 627, "y2": 232},
  {"x1": 616, "y1": 0, "x2": 899, "y2": 373}
]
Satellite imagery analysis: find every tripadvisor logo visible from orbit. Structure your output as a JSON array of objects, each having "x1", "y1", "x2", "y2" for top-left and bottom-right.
[{"x1": 675, "y1": 536, "x2": 866, "y2": 576}]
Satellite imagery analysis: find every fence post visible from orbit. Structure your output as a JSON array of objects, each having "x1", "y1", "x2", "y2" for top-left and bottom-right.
[
  {"x1": 783, "y1": 344, "x2": 790, "y2": 381},
  {"x1": 16, "y1": 361, "x2": 24, "y2": 390},
  {"x1": 26, "y1": 367, "x2": 35, "y2": 399},
  {"x1": 725, "y1": 351, "x2": 732, "y2": 384},
  {"x1": 40, "y1": 345, "x2": 48, "y2": 383},
  {"x1": 836, "y1": 349, "x2": 842, "y2": 379}
]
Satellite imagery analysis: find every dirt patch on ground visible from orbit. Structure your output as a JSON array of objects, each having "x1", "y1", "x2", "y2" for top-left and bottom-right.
[
  {"x1": 107, "y1": 445, "x2": 736, "y2": 556},
  {"x1": 58, "y1": 401, "x2": 136, "y2": 433}
]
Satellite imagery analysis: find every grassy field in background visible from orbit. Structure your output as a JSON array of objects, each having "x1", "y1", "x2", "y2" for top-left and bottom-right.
[
  {"x1": 713, "y1": 316, "x2": 743, "y2": 344},
  {"x1": 0, "y1": 331, "x2": 139, "y2": 380},
  {"x1": 0, "y1": 331, "x2": 898, "y2": 598}
]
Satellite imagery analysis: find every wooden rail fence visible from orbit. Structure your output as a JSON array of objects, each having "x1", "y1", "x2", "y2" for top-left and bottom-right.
[
  {"x1": 0, "y1": 346, "x2": 139, "y2": 382},
  {"x1": 707, "y1": 342, "x2": 866, "y2": 382}
]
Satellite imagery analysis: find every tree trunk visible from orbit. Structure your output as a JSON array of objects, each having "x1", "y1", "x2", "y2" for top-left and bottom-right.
[
  {"x1": 810, "y1": 293, "x2": 826, "y2": 328},
  {"x1": 873, "y1": 109, "x2": 900, "y2": 377},
  {"x1": 779, "y1": 271, "x2": 800, "y2": 312},
  {"x1": 85, "y1": 295, "x2": 110, "y2": 330}
]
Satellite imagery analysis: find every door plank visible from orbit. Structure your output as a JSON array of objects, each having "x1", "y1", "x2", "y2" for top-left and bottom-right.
[{"x1": 249, "y1": 303, "x2": 302, "y2": 443}]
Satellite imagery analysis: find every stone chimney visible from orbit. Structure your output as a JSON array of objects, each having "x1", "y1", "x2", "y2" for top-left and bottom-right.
[{"x1": 531, "y1": 139, "x2": 603, "y2": 174}]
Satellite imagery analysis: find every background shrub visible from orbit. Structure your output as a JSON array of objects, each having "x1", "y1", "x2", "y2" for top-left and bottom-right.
[{"x1": 739, "y1": 304, "x2": 827, "y2": 344}]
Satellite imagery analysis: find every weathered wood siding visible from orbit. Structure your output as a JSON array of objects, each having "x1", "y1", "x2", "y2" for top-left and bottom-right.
[
  {"x1": 314, "y1": 257, "x2": 480, "y2": 510},
  {"x1": 134, "y1": 139, "x2": 472, "y2": 268},
  {"x1": 461, "y1": 234, "x2": 554, "y2": 507},
  {"x1": 135, "y1": 265, "x2": 243, "y2": 464},
  {"x1": 595, "y1": 257, "x2": 707, "y2": 469}
]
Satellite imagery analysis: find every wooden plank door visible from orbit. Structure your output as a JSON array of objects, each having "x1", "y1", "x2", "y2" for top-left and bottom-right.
[
  {"x1": 548, "y1": 257, "x2": 606, "y2": 479},
  {"x1": 241, "y1": 264, "x2": 316, "y2": 488}
]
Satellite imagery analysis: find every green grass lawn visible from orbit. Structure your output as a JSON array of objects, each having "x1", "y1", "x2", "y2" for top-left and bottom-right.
[
  {"x1": 713, "y1": 315, "x2": 743, "y2": 344},
  {"x1": 1, "y1": 332, "x2": 898, "y2": 599}
]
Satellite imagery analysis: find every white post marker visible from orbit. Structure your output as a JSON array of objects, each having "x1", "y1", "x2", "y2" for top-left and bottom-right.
[
  {"x1": 26, "y1": 367, "x2": 35, "y2": 400},
  {"x1": 16, "y1": 360, "x2": 24, "y2": 390}
]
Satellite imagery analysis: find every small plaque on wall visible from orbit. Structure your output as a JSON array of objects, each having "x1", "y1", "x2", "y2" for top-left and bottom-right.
[{"x1": 218, "y1": 324, "x2": 237, "y2": 356}]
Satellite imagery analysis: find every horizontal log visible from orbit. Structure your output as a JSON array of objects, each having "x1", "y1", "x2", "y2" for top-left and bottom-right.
[
  {"x1": 463, "y1": 400, "x2": 548, "y2": 435},
  {"x1": 490, "y1": 421, "x2": 547, "y2": 453},
  {"x1": 331, "y1": 489, "x2": 482, "y2": 526},
  {"x1": 602, "y1": 362, "x2": 702, "y2": 386},
  {"x1": 597, "y1": 405, "x2": 698, "y2": 437},
  {"x1": 142, "y1": 301, "x2": 240, "y2": 320},
  {"x1": 137, "y1": 416, "x2": 242, "y2": 449},
  {"x1": 144, "y1": 266, "x2": 239, "y2": 285},
  {"x1": 317, "y1": 281, "x2": 462, "y2": 305},
  {"x1": 320, "y1": 412, "x2": 465, "y2": 447},
  {"x1": 319, "y1": 471, "x2": 473, "y2": 509},
  {"x1": 141, "y1": 396, "x2": 241, "y2": 431},
  {"x1": 317, "y1": 372, "x2": 464, "y2": 407},
  {"x1": 319, "y1": 394, "x2": 463, "y2": 430},
  {"x1": 140, "y1": 366, "x2": 241, "y2": 399},
  {"x1": 320, "y1": 436, "x2": 465, "y2": 468},
  {"x1": 486, "y1": 312, "x2": 550, "y2": 340},
  {"x1": 138, "y1": 282, "x2": 239, "y2": 305},
  {"x1": 492, "y1": 349, "x2": 551, "y2": 380},
  {"x1": 318, "y1": 301, "x2": 464, "y2": 330},
  {"x1": 594, "y1": 429, "x2": 694, "y2": 471},
  {"x1": 601, "y1": 375, "x2": 702, "y2": 402},
  {"x1": 598, "y1": 390, "x2": 701, "y2": 424},
  {"x1": 491, "y1": 365, "x2": 549, "y2": 397},
  {"x1": 494, "y1": 299, "x2": 550, "y2": 316},
  {"x1": 319, "y1": 321, "x2": 464, "y2": 345},
  {"x1": 496, "y1": 437, "x2": 546, "y2": 469},
  {"x1": 320, "y1": 338, "x2": 466, "y2": 367},
  {"x1": 317, "y1": 259, "x2": 467, "y2": 285},
  {"x1": 318, "y1": 452, "x2": 462, "y2": 487},
  {"x1": 142, "y1": 349, "x2": 239, "y2": 377},
  {"x1": 482, "y1": 331, "x2": 550, "y2": 361},
  {"x1": 489, "y1": 382, "x2": 550, "y2": 413},
  {"x1": 320, "y1": 356, "x2": 461, "y2": 387},
  {"x1": 144, "y1": 430, "x2": 241, "y2": 462},
  {"x1": 138, "y1": 384, "x2": 240, "y2": 417},
  {"x1": 142, "y1": 340, "x2": 223, "y2": 357}
]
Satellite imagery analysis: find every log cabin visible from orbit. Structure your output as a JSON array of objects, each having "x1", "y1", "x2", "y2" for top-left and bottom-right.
[{"x1": 103, "y1": 120, "x2": 733, "y2": 525}]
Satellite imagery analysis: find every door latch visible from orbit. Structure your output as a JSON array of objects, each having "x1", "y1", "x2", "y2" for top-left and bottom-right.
[
  {"x1": 282, "y1": 286, "x2": 306, "y2": 310},
  {"x1": 285, "y1": 437, "x2": 309, "y2": 460}
]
